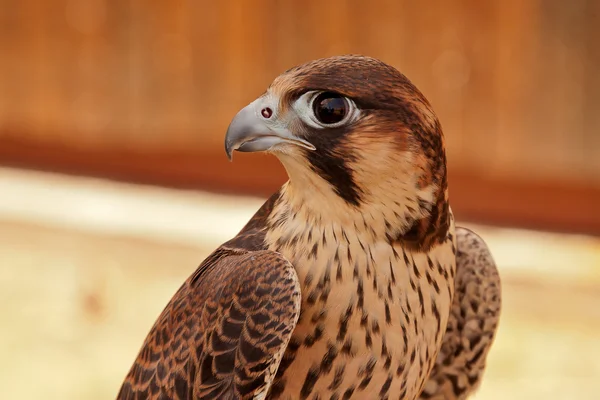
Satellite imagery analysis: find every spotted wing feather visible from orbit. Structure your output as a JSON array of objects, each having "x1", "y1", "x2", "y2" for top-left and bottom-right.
[
  {"x1": 420, "y1": 227, "x2": 501, "y2": 400},
  {"x1": 117, "y1": 249, "x2": 301, "y2": 400}
]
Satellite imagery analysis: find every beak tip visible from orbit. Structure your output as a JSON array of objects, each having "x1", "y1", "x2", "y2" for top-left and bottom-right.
[
  {"x1": 225, "y1": 146, "x2": 234, "y2": 161},
  {"x1": 225, "y1": 134, "x2": 235, "y2": 161}
]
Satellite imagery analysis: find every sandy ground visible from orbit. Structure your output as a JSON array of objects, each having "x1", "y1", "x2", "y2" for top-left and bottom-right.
[{"x1": 1, "y1": 168, "x2": 599, "y2": 400}]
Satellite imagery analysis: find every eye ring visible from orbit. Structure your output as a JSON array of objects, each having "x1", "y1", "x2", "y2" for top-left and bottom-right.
[
  {"x1": 291, "y1": 90, "x2": 359, "y2": 129},
  {"x1": 306, "y1": 91, "x2": 358, "y2": 128}
]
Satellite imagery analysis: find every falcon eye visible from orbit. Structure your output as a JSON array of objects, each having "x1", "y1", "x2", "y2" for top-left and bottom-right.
[
  {"x1": 293, "y1": 90, "x2": 359, "y2": 129},
  {"x1": 312, "y1": 92, "x2": 349, "y2": 125}
]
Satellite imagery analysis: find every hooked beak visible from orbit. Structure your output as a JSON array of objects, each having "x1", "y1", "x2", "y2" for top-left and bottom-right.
[{"x1": 224, "y1": 100, "x2": 315, "y2": 160}]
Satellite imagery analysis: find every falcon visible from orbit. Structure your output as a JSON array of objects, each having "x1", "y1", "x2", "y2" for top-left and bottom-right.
[{"x1": 117, "y1": 55, "x2": 501, "y2": 400}]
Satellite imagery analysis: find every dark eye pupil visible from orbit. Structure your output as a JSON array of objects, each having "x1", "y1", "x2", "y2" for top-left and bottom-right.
[{"x1": 313, "y1": 92, "x2": 348, "y2": 124}]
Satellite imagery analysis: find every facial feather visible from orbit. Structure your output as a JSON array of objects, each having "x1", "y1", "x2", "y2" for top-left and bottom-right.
[{"x1": 265, "y1": 55, "x2": 450, "y2": 251}]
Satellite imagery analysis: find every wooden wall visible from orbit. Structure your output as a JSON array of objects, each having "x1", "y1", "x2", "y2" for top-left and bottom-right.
[{"x1": 0, "y1": 0, "x2": 599, "y2": 233}]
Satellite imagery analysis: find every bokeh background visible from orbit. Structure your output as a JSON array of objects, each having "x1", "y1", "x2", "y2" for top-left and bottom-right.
[{"x1": 1, "y1": 1, "x2": 599, "y2": 399}]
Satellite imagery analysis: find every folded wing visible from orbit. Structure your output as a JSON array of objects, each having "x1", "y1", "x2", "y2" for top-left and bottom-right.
[
  {"x1": 117, "y1": 249, "x2": 301, "y2": 400},
  {"x1": 420, "y1": 227, "x2": 502, "y2": 400}
]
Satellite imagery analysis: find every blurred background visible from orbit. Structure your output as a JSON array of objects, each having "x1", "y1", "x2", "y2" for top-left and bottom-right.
[{"x1": 0, "y1": 1, "x2": 599, "y2": 399}]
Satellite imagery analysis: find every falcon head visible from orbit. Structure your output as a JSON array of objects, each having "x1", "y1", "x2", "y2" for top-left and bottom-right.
[{"x1": 225, "y1": 55, "x2": 449, "y2": 247}]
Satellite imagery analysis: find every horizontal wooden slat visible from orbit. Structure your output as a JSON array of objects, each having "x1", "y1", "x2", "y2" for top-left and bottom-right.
[{"x1": 0, "y1": 135, "x2": 598, "y2": 236}]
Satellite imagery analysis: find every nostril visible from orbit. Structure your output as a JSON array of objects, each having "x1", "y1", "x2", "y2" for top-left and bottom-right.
[{"x1": 261, "y1": 107, "x2": 273, "y2": 119}]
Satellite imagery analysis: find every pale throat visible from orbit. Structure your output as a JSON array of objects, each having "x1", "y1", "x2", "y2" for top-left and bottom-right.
[{"x1": 273, "y1": 152, "x2": 439, "y2": 242}]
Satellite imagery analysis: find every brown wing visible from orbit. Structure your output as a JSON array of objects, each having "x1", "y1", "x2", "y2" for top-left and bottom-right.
[
  {"x1": 117, "y1": 249, "x2": 301, "y2": 400},
  {"x1": 420, "y1": 227, "x2": 502, "y2": 400}
]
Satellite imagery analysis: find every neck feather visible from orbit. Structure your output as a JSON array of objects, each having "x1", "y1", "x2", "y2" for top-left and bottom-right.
[{"x1": 270, "y1": 152, "x2": 450, "y2": 251}]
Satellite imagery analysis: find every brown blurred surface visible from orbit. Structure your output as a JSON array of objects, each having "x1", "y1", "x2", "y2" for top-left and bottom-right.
[
  {"x1": 1, "y1": 168, "x2": 599, "y2": 400},
  {"x1": 1, "y1": 0, "x2": 600, "y2": 233}
]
